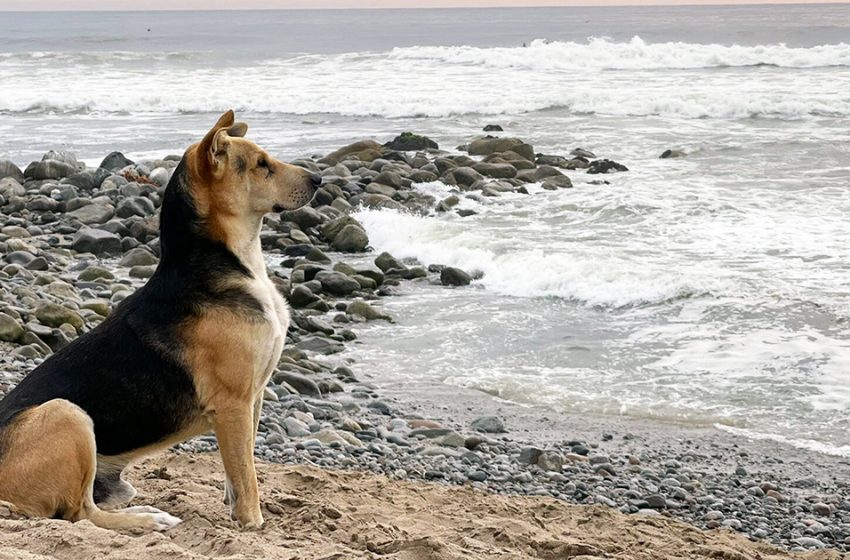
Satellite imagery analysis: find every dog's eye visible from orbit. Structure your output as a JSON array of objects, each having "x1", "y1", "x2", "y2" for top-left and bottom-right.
[{"x1": 257, "y1": 158, "x2": 268, "y2": 168}]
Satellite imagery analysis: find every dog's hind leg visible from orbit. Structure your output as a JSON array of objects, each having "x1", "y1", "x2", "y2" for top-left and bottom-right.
[
  {"x1": 94, "y1": 456, "x2": 137, "y2": 509},
  {"x1": 0, "y1": 399, "x2": 180, "y2": 531}
]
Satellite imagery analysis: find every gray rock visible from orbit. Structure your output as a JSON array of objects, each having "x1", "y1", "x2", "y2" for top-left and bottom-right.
[
  {"x1": 29, "y1": 159, "x2": 75, "y2": 180},
  {"x1": 0, "y1": 312, "x2": 24, "y2": 342},
  {"x1": 444, "y1": 166, "x2": 484, "y2": 189},
  {"x1": 375, "y1": 252, "x2": 406, "y2": 273},
  {"x1": 536, "y1": 451, "x2": 564, "y2": 472},
  {"x1": 35, "y1": 303, "x2": 84, "y2": 331},
  {"x1": 119, "y1": 247, "x2": 158, "y2": 267},
  {"x1": 295, "y1": 336, "x2": 345, "y2": 355},
  {"x1": 0, "y1": 160, "x2": 24, "y2": 183},
  {"x1": 467, "y1": 137, "x2": 529, "y2": 157},
  {"x1": 68, "y1": 203, "x2": 115, "y2": 225},
  {"x1": 149, "y1": 167, "x2": 170, "y2": 186},
  {"x1": 283, "y1": 417, "x2": 311, "y2": 437},
  {"x1": 100, "y1": 151, "x2": 135, "y2": 171},
  {"x1": 660, "y1": 149, "x2": 686, "y2": 159},
  {"x1": 519, "y1": 446, "x2": 543, "y2": 465},
  {"x1": 315, "y1": 271, "x2": 361, "y2": 296},
  {"x1": 288, "y1": 285, "x2": 321, "y2": 308},
  {"x1": 471, "y1": 415, "x2": 506, "y2": 433},
  {"x1": 331, "y1": 224, "x2": 369, "y2": 253},
  {"x1": 282, "y1": 206, "x2": 324, "y2": 229},
  {"x1": 273, "y1": 370, "x2": 322, "y2": 397},
  {"x1": 71, "y1": 227, "x2": 122, "y2": 255},
  {"x1": 440, "y1": 267, "x2": 473, "y2": 286},
  {"x1": 116, "y1": 196, "x2": 155, "y2": 218}
]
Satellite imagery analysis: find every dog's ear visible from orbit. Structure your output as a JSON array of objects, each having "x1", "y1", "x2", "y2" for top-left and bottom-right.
[
  {"x1": 227, "y1": 122, "x2": 248, "y2": 137},
  {"x1": 197, "y1": 110, "x2": 237, "y2": 172}
]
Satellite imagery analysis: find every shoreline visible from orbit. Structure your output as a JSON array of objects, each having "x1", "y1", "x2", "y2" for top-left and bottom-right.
[{"x1": 0, "y1": 133, "x2": 849, "y2": 555}]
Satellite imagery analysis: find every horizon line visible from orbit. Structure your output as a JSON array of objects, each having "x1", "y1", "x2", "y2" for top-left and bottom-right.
[{"x1": 2, "y1": 1, "x2": 849, "y2": 11}]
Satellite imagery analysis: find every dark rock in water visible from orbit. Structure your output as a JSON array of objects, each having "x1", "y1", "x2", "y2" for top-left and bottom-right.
[
  {"x1": 295, "y1": 336, "x2": 345, "y2": 355},
  {"x1": 660, "y1": 149, "x2": 687, "y2": 159},
  {"x1": 471, "y1": 415, "x2": 506, "y2": 433},
  {"x1": 384, "y1": 132, "x2": 438, "y2": 151},
  {"x1": 483, "y1": 124, "x2": 504, "y2": 132},
  {"x1": 571, "y1": 148, "x2": 596, "y2": 159},
  {"x1": 587, "y1": 159, "x2": 629, "y2": 174},
  {"x1": 467, "y1": 136, "x2": 529, "y2": 157},
  {"x1": 0, "y1": 160, "x2": 24, "y2": 183},
  {"x1": 472, "y1": 162, "x2": 517, "y2": 179},
  {"x1": 375, "y1": 252, "x2": 406, "y2": 273},
  {"x1": 71, "y1": 227, "x2": 122, "y2": 255},
  {"x1": 28, "y1": 159, "x2": 76, "y2": 180},
  {"x1": 289, "y1": 285, "x2": 321, "y2": 308},
  {"x1": 347, "y1": 300, "x2": 391, "y2": 321},
  {"x1": 535, "y1": 154, "x2": 570, "y2": 168},
  {"x1": 456, "y1": 209, "x2": 477, "y2": 218},
  {"x1": 443, "y1": 166, "x2": 484, "y2": 189},
  {"x1": 331, "y1": 224, "x2": 369, "y2": 253},
  {"x1": 440, "y1": 267, "x2": 473, "y2": 287},
  {"x1": 315, "y1": 271, "x2": 360, "y2": 296},
  {"x1": 319, "y1": 140, "x2": 385, "y2": 165},
  {"x1": 283, "y1": 244, "x2": 314, "y2": 258},
  {"x1": 100, "y1": 151, "x2": 135, "y2": 171}
]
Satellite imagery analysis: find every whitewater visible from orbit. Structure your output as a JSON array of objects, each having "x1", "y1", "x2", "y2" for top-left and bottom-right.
[{"x1": 2, "y1": 5, "x2": 850, "y2": 457}]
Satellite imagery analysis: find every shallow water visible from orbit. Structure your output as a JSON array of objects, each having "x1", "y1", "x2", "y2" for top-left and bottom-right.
[{"x1": 3, "y1": 5, "x2": 850, "y2": 455}]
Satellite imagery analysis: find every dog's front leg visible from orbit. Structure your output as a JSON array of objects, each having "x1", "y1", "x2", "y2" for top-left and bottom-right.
[
  {"x1": 212, "y1": 405, "x2": 263, "y2": 529},
  {"x1": 225, "y1": 395, "x2": 262, "y2": 507}
]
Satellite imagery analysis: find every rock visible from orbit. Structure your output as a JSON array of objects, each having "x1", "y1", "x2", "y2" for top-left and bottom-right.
[
  {"x1": 99, "y1": 151, "x2": 135, "y2": 171},
  {"x1": 149, "y1": 167, "x2": 170, "y2": 186},
  {"x1": 443, "y1": 166, "x2": 484, "y2": 189},
  {"x1": 35, "y1": 303, "x2": 84, "y2": 331},
  {"x1": 348, "y1": 193, "x2": 405, "y2": 212},
  {"x1": 812, "y1": 503, "x2": 832, "y2": 516},
  {"x1": 472, "y1": 162, "x2": 517, "y2": 179},
  {"x1": 440, "y1": 267, "x2": 473, "y2": 286},
  {"x1": 282, "y1": 206, "x2": 324, "y2": 229},
  {"x1": 283, "y1": 417, "x2": 311, "y2": 437},
  {"x1": 68, "y1": 203, "x2": 115, "y2": 225},
  {"x1": 536, "y1": 451, "x2": 564, "y2": 472},
  {"x1": 0, "y1": 177, "x2": 25, "y2": 198},
  {"x1": 78, "y1": 266, "x2": 114, "y2": 281},
  {"x1": 315, "y1": 271, "x2": 361, "y2": 296},
  {"x1": 0, "y1": 312, "x2": 24, "y2": 342},
  {"x1": 375, "y1": 252, "x2": 406, "y2": 273},
  {"x1": 660, "y1": 149, "x2": 686, "y2": 159},
  {"x1": 319, "y1": 140, "x2": 385, "y2": 165},
  {"x1": 119, "y1": 247, "x2": 158, "y2": 267},
  {"x1": 467, "y1": 470, "x2": 488, "y2": 482},
  {"x1": 795, "y1": 537, "x2": 825, "y2": 549},
  {"x1": 347, "y1": 300, "x2": 391, "y2": 321},
  {"x1": 288, "y1": 285, "x2": 321, "y2": 308},
  {"x1": 467, "y1": 137, "x2": 530, "y2": 157},
  {"x1": 273, "y1": 370, "x2": 322, "y2": 397},
  {"x1": 129, "y1": 265, "x2": 156, "y2": 278},
  {"x1": 0, "y1": 160, "x2": 24, "y2": 183},
  {"x1": 296, "y1": 336, "x2": 345, "y2": 355},
  {"x1": 571, "y1": 148, "x2": 596, "y2": 159},
  {"x1": 587, "y1": 159, "x2": 628, "y2": 174},
  {"x1": 483, "y1": 124, "x2": 503, "y2": 132},
  {"x1": 71, "y1": 228, "x2": 122, "y2": 255},
  {"x1": 331, "y1": 224, "x2": 369, "y2": 253},
  {"x1": 116, "y1": 196, "x2": 156, "y2": 218},
  {"x1": 519, "y1": 446, "x2": 543, "y2": 465},
  {"x1": 383, "y1": 132, "x2": 438, "y2": 151},
  {"x1": 470, "y1": 415, "x2": 506, "y2": 433},
  {"x1": 645, "y1": 494, "x2": 667, "y2": 509},
  {"x1": 42, "y1": 150, "x2": 79, "y2": 168},
  {"x1": 29, "y1": 159, "x2": 76, "y2": 180}
]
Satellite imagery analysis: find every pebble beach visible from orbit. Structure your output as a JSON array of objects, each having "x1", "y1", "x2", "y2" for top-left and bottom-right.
[{"x1": 1, "y1": 130, "x2": 848, "y2": 557}]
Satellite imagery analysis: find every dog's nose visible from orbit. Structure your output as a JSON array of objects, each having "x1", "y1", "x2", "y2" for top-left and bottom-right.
[{"x1": 309, "y1": 174, "x2": 322, "y2": 188}]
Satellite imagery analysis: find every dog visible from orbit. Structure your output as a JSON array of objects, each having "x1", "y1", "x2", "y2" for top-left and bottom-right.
[{"x1": 0, "y1": 110, "x2": 319, "y2": 531}]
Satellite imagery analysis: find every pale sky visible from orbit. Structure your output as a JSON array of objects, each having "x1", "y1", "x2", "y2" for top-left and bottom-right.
[{"x1": 1, "y1": 0, "x2": 846, "y2": 9}]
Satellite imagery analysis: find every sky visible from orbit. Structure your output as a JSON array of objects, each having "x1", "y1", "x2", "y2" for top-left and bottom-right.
[{"x1": 1, "y1": 0, "x2": 846, "y2": 9}]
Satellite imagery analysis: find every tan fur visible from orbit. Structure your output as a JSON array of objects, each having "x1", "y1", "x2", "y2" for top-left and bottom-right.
[{"x1": 0, "y1": 110, "x2": 309, "y2": 532}]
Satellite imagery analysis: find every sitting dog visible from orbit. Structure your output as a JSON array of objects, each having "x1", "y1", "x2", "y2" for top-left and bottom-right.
[{"x1": 0, "y1": 110, "x2": 319, "y2": 531}]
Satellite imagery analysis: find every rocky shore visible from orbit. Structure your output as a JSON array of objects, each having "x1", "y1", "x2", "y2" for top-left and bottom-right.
[{"x1": 0, "y1": 131, "x2": 848, "y2": 556}]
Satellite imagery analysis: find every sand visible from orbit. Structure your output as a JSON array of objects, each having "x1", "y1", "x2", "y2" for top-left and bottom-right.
[{"x1": 0, "y1": 451, "x2": 842, "y2": 560}]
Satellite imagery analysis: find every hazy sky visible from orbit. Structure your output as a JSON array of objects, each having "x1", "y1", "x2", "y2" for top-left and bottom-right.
[{"x1": 2, "y1": 0, "x2": 846, "y2": 9}]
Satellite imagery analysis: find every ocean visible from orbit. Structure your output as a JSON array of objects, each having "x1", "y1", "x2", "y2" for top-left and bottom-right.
[{"x1": 2, "y1": 5, "x2": 850, "y2": 456}]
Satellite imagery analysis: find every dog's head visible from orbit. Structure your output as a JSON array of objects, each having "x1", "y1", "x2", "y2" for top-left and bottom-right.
[{"x1": 186, "y1": 110, "x2": 318, "y2": 220}]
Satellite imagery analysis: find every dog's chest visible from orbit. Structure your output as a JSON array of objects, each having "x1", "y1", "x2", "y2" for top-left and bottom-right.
[{"x1": 243, "y1": 274, "x2": 289, "y2": 391}]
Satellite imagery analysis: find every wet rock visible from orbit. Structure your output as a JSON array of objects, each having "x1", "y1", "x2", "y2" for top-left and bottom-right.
[
  {"x1": 315, "y1": 271, "x2": 361, "y2": 296},
  {"x1": 384, "y1": 132, "x2": 438, "y2": 151},
  {"x1": 587, "y1": 159, "x2": 628, "y2": 174},
  {"x1": 443, "y1": 166, "x2": 484, "y2": 189},
  {"x1": 296, "y1": 336, "x2": 345, "y2": 355},
  {"x1": 483, "y1": 124, "x2": 503, "y2": 132},
  {"x1": 331, "y1": 224, "x2": 369, "y2": 253},
  {"x1": 375, "y1": 252, "x2": 406, "y2": 273},
  {"x1": 319, "y1": 140, "x2": 385, "y2": 165},
  {"x1": 571, "y1": 148, "x2": 596, "y2": 159},
  {"x1": 660, "y1": 149, "x2": 686, "y2": 159},
  {"x1": 347, "y1": 300, "x2": 391, "y2": 321},
  {"x1": 467, "y1": 137, "x2": 531, "y2": 158},
  {"x1": 440, "y1": 267, "x2": 473, "y2": 286},
  {"x1": 0, "y1": 160, "x2": 25, "y2": 183}
]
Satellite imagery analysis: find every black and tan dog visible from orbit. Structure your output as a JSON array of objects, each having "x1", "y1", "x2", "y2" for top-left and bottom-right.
[{"x1": 0, "y1": 111, "x2": 318, "y2": 531}]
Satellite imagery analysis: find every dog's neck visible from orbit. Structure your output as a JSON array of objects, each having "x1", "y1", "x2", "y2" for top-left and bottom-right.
[{"x1": 214, "y1": 213, "x2": 267, "y2": 280}]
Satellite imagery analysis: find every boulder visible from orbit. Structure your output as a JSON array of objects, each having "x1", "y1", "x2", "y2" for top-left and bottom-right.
[
  {"x1": 347, "y1": 300, "x2": 391, "y2": 321},
  {"x1": 116, "y1": 196, "x2": 156, "y2": 218},
  {"x1": 331, "y1": 224, "x2": 369, "y2": 253},
  {"x1": 383, "y1": 132, "x2": 438, "y2": 151},
  {"x1": 0, "y1": 160, "x2": 24, "y2": 183},
  {"x1": 71, "y1": 227, "x2": 122, "y2": 255},
  {"x1": 660, "y1": 149, "x2": 686, "y2": 159},
  {"x1": 375, "y1": 252, "x2": 406, "y2": 273},
  {"x1": 0, "y1": 312, "x2": 24, "y2": 342},
  {"x1": 348, "y1": 193, "x2": 405, "y2": 212},
  {"x1": 440, "y1": 267, "x2": 473, "y2": 286},
  {"x1": 571, "y1": 148, "x2": 596, "y2": 159},
  {"x1": 321, "y1": 215, "x2": 363, "y2": 242},
  {"x1": 319, "y1": 140, "x2": 385, "y2": 165},
  {"x1": 472, "y1": 162, "x2": 517, "y2": 179},
  {"x1": 274, "y1": 369, "x2": 322, "y2": 397},
  {"x1": 28, "y1": 159, "x2": 76, "y2": 180},
  {"x1": 467, "y1": 136, "x2": 525, "y2": 157},
  {"x1": 471, "y1": 415, "x2": 506, "y2": 433},
  {"x1": 99, "y1": 151, "x2": 135, "y2": 171},
  {"x1": 315, "y1": 271, "x2": 361, "y2": 296},
  {"x1": 63, "y1": 168, "x2": 110, "y2": 191},
  {"x1": 281, "y1": 206, "x2": 324, "y2": 229},
  {"x1": 443, "y1": 166, "x2": 484, "y2": 189},
  {"x1": 482, "y1": 124, "x2": 503, "y2": 132}
]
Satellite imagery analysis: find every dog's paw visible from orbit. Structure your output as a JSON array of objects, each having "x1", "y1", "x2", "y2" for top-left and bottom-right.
[{"x1": 149, "y1": 510, "x2": 182, "y2": 531}]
